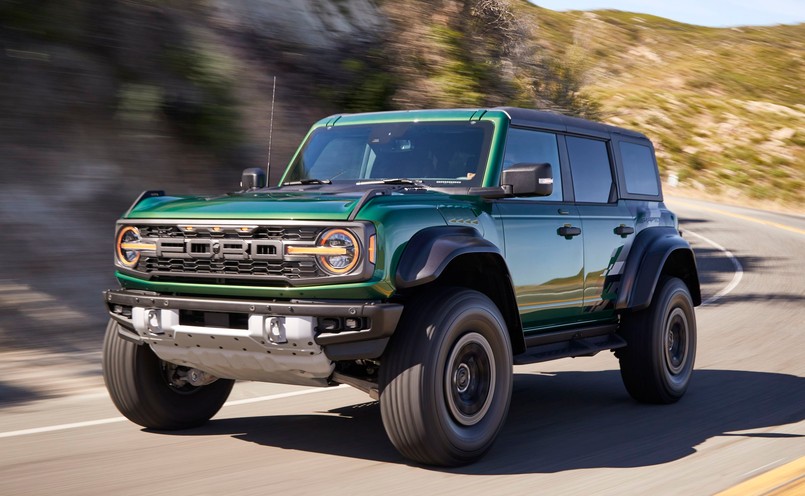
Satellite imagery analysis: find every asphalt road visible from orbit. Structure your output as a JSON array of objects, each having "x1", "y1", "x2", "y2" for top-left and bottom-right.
[{"x1": 1, "y1": 197, "x2": 803, "y2": 496}]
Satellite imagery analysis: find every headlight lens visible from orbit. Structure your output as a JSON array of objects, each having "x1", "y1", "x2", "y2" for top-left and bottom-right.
[
  {"x1": 317, "y1": 228, "x2": 360, "y2": 274},
  {"x1": 116, "y1": 226, "x2": 142, "y2": 267}
]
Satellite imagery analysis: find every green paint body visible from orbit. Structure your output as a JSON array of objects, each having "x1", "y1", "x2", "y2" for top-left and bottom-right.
[{"x1": 118, "y1": 108, "x2": 675, "y2": 333}]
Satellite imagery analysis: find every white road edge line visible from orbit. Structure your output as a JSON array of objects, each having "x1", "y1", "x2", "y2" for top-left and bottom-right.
[
  {"x1": 0, "y1": 417, "x2": 127, "y2": 438},
  {"x1": 0, "y1": 385, "x2": 347, "y2": 439},
  {"x1": 684, "y1": 229, "x2": 744, "y2": 306},
  {"x1": 224, "y1": 384, "x2": 347, "y2": 407},
  {"x1": 742, "y1": 457, "x2": 785, "y2": 477}
]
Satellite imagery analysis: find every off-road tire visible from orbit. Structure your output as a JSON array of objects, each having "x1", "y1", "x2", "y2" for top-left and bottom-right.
[
  {"x1": 618, "y1": 276, "x2": 696, "y2": 403},
  {"x1": 102, "y1": 319, "x2": 234, "y2": 430},
  {"x1": 379, "y1": 288, "x2": 513, "y2": 466}
]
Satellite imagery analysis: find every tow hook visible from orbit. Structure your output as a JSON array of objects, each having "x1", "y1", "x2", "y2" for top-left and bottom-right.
[{"x1": 170, "y1": 365, "x2": 219, "y2": 387}]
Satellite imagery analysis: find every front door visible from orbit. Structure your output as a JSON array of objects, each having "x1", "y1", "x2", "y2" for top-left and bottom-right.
[{"x1": 495, "y1": 128, "x2": 585, "y2": 330}]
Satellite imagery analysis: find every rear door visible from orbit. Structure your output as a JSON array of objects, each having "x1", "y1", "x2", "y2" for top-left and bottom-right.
[{"x1": 564, "y1": 135, "x2": 636, "y2": 321}]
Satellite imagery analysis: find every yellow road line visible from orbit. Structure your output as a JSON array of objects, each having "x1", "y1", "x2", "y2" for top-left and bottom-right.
[
  {"x1": 668, "y1": 199, "x2": 805, "y2": 236},
  {"x1": 716, "y1": 456, "x2": 805, "y2": 496}
]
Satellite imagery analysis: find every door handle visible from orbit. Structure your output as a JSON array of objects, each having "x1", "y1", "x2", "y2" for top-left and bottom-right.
[
  {"x1": 557, "y1": 225, "x2": 582, "y2": 239},
  {"x1": 614, "y1": 225, "x2": 635, "y2": 237}
]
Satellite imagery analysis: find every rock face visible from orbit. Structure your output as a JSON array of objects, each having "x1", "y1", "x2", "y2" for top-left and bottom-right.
[
  {"x1": 214, "y1": 0, "x2": 384, "y2": 51},
  {"x1": 0, "y1": 0, "x2": 390, "y2": 351}
]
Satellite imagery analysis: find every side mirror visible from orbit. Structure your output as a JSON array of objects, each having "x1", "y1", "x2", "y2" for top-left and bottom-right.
[
  {"x1": 241, "y1": 168, "x2": 267, "y2": 190},
  {"x1": 501, "y1": 162, "x2": 553, "y2": 196}
]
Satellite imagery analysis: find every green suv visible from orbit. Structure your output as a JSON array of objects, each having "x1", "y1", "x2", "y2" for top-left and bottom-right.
[{"x1": 103, "y1": 107, "x2": 700, "y2": 466}]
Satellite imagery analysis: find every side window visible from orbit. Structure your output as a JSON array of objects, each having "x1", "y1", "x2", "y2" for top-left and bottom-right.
[
  {"x1": 566, "y1": 136, "x2": 614, "y2": 203},
  {"x1": 619, "y1": 141, "x2": 660, "y2": 196},
  {"x1": 501, "y1": 128, "x2": 562, "y2": 201}
]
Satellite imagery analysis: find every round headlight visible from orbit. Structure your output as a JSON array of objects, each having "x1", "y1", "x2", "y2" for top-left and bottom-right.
[
  {"x1": 317, "y1": 228, "x2": 360, "y2": 274},
  {"x1": 116, "y1": 226, "x2": 142, "y2": 267}
]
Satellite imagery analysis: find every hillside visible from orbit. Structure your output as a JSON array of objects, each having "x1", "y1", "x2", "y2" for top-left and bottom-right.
[{"x1": 523, "y1": 5, "x2": 804, "y2": 207}]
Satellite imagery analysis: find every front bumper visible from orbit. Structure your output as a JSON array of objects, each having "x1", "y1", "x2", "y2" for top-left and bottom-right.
[{"x1": 104, "y1": 289, "x2": 403, "y2": 385}]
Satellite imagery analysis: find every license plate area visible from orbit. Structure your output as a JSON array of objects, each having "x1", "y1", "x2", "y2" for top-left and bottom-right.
[{"x1": 179, "y1": 310, "x2": 249, "y2": 330}]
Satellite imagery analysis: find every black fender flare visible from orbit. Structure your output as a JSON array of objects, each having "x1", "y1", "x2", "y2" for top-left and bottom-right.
[
  {"x1": 394, "y1": 226, "x2": 524, "y2": 353},
  {"x1": 616, "y1": 226, "x2": 702, "y2": 311},
  {"x1": 395, "y1": 226, "x2": 502, "y2": 288}
]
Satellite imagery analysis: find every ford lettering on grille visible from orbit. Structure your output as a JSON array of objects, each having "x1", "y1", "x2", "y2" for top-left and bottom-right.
[{"x1": 156, "y1": 239, "x2": 283, "y2": 261}]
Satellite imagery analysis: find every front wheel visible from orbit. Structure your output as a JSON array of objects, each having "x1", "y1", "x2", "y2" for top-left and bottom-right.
[
  {"x1": 102, "y1": 319, "x2": 234, "y2": 430},
  {"x1": 379, "y1": 289, "x2": 513, "y2": 466},
  {"x1": 618, "y1": 276, "x2": 697, "y2": 404}
]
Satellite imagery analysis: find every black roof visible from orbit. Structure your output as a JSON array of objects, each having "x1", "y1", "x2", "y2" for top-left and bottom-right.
[
  {"x1": 327, "y1": 106, "x2": 648, "y2": 140},
  {"x1": 496, "y1": 107, "x2": 647, "y2": 140}
]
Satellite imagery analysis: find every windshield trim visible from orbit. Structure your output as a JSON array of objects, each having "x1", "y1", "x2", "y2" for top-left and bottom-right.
[{"x1": 280, "y1": 119, "x2": 499, "y2": 188}]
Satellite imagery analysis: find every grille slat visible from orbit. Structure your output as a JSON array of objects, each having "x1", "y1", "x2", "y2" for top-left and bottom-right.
[
  {"x1": 141, "y1": 257, "x2": 319, "y2": 278},
  {"x1": 140, "y1": 225, "x2": 319, "y2": 241}
]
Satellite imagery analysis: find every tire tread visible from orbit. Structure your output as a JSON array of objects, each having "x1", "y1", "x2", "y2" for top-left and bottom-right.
[
  {"x1": 379, "y1": 288, "x2": 512, "y2": 466},
  {"x1": 102, "y1": 320, "x2": 234, "y2": 430},
  {"x1": 618, "y1": 276, "x2": 696, "y2": 404}
]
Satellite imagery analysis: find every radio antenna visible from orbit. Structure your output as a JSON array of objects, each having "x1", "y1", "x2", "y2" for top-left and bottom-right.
[{"x1": 266, "y1": 75, "x2": 276, "y2": 184}]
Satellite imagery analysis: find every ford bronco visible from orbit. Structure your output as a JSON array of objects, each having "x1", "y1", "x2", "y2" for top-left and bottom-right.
[{"x1": 103, "y1": 107, "x2": 700, "y2": 466}]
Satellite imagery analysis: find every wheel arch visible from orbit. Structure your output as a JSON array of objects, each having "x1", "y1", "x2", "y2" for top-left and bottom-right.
[
  {"x1": 616, "y1": 227, "x2": 702, "y2": 312},
  {"x1": 395, "y1": 226, "x2": 524, "y2": 354}
]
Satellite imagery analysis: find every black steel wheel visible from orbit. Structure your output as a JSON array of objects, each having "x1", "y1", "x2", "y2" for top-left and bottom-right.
[
  {"x1": 102, "y1": 319, "x2": 234, "y2": 430},
  {"x1": 618, "y1": 276, "x2": 697, "y2": 403},
  {"x1": 379, "y1": 288, "x2": 513, "y2": 466},
  {"x1": 445, "y1": 332, "x2": 496, "y2": 426}
]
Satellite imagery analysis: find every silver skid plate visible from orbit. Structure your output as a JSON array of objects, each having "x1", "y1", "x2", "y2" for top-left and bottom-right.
[{"x1": 132, "y1": 308, "x2": 333, "y2": 387}]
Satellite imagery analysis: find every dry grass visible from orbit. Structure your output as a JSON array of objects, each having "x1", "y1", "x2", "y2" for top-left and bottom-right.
[{"x1": 518, "y1": 3, "x2": 804, "y2": 208}]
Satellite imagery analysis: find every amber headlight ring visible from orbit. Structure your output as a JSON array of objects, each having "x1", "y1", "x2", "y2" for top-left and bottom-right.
[
  {"x1": 316, "y1": 228, "x2": 361, "y2": 275},
  {"x1": 116, "y1": 226, "x2": 143, "y2": 268}
]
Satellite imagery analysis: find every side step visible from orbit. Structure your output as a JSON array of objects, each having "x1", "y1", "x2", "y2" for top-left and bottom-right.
[{"x1": 514, "y1": 324, "x2": 627, "y2": 365}]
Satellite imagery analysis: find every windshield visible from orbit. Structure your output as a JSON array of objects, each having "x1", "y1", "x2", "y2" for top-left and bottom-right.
[{"x1": 283, "y1": 121, "x2": 494, "y2": 187}]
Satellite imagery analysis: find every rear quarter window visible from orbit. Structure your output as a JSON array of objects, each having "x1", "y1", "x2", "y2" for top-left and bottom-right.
[
  {"x1": 619, "y1": 142, "x2": 660, "y2": 196},
  {"x1": 566, "y1": 136, "x2": 614, "y2": 203}
]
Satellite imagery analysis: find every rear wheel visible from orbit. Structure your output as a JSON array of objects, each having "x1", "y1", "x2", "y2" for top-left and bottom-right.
[
  {"x1": 618, "y1": 276, "x2": 697, "y2": 403},
  {"x1": 102, "y1": 319, "x2": 234, "y2": 430},
  {"x1": 379, "y1": 289, "x2": 513, "y2": 466}
]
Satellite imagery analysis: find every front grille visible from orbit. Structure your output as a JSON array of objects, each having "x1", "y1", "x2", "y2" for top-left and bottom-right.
[
  {"x1": 117, "y1": 220, "x2": 373, "y2": 287},
  {"x1": 132, "y1": 224, "x2": 328, "y2": 282}
]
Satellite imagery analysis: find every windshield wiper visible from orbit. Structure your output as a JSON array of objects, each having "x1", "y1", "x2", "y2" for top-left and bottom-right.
[
  {"x1": 356, "y1": 178, "x2": 424, "y2": 186},
  {"x1": 282, "y1": 178, "x2": 332, "y2": 186}
]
